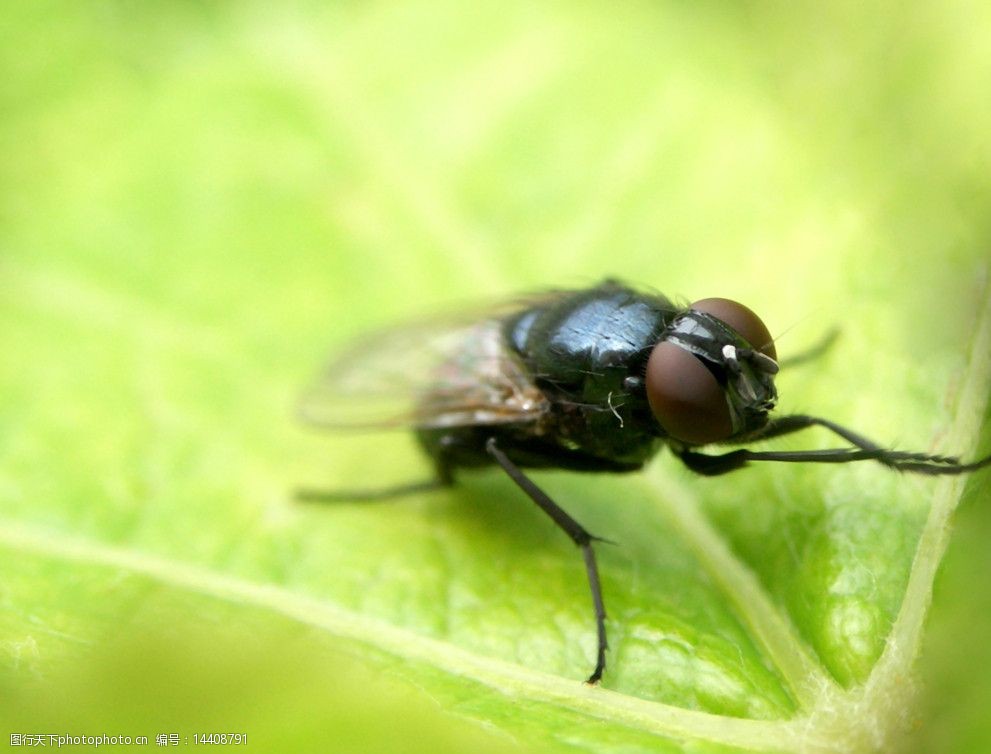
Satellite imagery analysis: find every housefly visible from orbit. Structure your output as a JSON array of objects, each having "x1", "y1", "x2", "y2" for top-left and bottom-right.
[{"x1": 298, "y1": 279, "x2": 991, "y2": 684}]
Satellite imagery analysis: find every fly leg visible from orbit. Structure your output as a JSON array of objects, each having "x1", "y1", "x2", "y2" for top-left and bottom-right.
[
  {"x1": 676, "y1": 414, "x2": 991, "y2": 476},
  {"x1": 485, "y1": 437, "x2": 609, "y2": 685},
  {"x1": 297, "y1": 479, "x2": 448, "y2": 502},
  {"x1": 777, "y1": 328, "x2": 840, "y2": 369},
  {"x1": 297, "y1": 460, "x2": 453, "y2": 503}
]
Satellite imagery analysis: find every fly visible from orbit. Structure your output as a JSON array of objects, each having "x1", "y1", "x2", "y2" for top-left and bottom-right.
[{"x1": 297, "y1": 279, "x2": 991, "y2": 684}]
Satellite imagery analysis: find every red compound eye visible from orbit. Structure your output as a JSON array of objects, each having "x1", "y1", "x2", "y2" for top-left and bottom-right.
[
  {"x1": 645, "y1": 341, "x2": 732, "y2": 445},
  {"x1": 689, "y1": 297, "x2": 776, "y2": 360},
  {"x1": 645, "y1": 298, "x2": 774, "y2": 445}
]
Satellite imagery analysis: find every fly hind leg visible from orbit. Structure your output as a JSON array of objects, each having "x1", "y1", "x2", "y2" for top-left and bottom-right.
[{"x1": 297, "y1": 456, "x2": 453, "y2": 503}]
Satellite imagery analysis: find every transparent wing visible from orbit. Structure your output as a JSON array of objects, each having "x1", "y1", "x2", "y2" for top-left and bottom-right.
[{"x1": 298, "y1": 315, "x2": 550, "y2": 431}]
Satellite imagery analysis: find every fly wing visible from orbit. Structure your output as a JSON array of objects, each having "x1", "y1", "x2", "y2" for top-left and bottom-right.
[{"x1": 298, "y1": 316, "x2": 549, "y2": 431}]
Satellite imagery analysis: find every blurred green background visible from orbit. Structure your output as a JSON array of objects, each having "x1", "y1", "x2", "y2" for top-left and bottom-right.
[{"x1": 2, "y1": 1, "x2": 990, "y2": 752}]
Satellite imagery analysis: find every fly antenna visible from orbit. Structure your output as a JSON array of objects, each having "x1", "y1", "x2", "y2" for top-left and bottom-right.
[{"x1": 721, "y1": 344, "x2": 741, "y2": 374}]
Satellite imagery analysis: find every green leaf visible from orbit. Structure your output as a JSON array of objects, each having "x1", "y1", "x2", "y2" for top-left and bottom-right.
[{"x1": 2, "y1": 1, "x2": 990, "y2": 752}]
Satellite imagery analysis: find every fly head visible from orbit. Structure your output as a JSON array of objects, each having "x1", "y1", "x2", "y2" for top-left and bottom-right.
[{"x1": 645, "y1": 298, "x2": 779, "y2": 445}]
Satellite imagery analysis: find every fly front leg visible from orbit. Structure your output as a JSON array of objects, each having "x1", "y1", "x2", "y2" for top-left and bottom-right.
[
  {"x1": 676, "y1": 413, "x2": 991, "y2": 477},
  {"x1": 485, "y1": 437, "x2": 609, "y2": 684},
  {"x1": 776, "y1": 327, "x2": 840, "y2": 369}
]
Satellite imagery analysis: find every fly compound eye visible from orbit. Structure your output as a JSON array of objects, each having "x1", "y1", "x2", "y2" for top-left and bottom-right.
[
  {"x1": 645, "y1": 341, "x2": 733, "y2": 445},
  {"x1": 690, "y1": 298, "x2": 777, "y2": 360}
]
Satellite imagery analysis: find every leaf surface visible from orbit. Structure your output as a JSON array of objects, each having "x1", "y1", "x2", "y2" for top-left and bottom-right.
[{"x1": 2, "y1": 2, "x2": 990, "y2": 752}]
